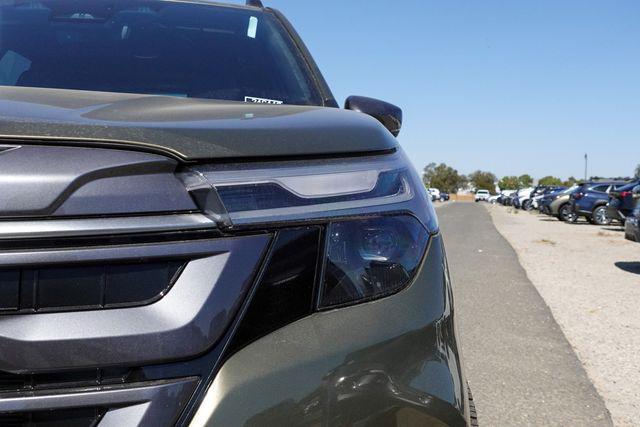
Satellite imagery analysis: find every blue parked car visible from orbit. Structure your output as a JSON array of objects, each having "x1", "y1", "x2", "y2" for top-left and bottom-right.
[
  {"x1": 569, "y1": 181, "x2": 628, "y2": 225},
  {"x1": 538, "y1": 187, "x2": 568, "y2": 214},
  {"x1": 607, "y1": 179, "x2": 640, "y2": 224},
  {"x1": 625, "y1": 187, "x2": 640, "y2": 242}
]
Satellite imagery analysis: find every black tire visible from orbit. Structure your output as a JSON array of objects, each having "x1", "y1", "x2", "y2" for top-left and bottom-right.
[
  {"x1": 591, "y1": 205, "x2": 611, "y2": 225},
  {"x1": 559, "y1": 204, "x2": 575, "y2": 222},
  {"x1": 522, "y1": 200, "x2": 532, "y2": 211},
  {"x1": 468, "y1": 385, "x2": 479, "y2": 427}
]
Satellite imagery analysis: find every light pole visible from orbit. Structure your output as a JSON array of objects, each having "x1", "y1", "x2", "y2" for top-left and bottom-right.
[{"x1": 584, "y1": 153, "x2": 588, "y2": 181}]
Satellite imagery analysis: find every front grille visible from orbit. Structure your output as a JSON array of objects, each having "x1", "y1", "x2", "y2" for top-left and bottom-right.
[
  {"x1": 0, "y1": 407, "x2": 106, "y2": 427},
  {"x1": 0, "y1": 217, "x2": 268, "y2": 427},
  {"x1": 0, "y1": 261, "x2": 185, "y2": 314}
]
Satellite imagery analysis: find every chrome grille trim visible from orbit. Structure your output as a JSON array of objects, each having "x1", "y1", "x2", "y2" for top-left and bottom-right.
[{"x1": 0, "y1": 214, "x2": 215, "y2": 240}]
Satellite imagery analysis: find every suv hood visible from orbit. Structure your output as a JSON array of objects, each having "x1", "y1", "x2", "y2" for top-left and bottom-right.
[{"x1": 0, "y1": 86, "x2": 398, "y2": 162}]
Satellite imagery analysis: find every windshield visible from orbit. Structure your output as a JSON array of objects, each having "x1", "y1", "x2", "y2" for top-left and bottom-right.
[{"x1": 0, "y1": 0, "x2": 323, "y2": 105}]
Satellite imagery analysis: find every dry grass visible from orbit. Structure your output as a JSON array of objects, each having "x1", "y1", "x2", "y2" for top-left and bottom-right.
[
  {"x1": 451, "y1": 193, "x2": 475, "y2": 202},
  {"x1": 537, "y1": 238, "x2": 557, "y2": 246}
]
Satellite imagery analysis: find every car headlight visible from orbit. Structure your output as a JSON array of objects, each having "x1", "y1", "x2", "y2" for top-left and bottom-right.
[
  {"x1": 179, "y1": 149, "x2": 435, "y2": 310},
  {"x1": 321, "y1": 215, "x2": 429, "y2": 307},
  {"x1": 174, "y1": 149, "x2": 441, "y2": 424}
]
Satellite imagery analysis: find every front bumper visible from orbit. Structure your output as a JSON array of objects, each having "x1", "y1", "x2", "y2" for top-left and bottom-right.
[
  {"x1": 0, "y1": 145, "x2": 467, "y2": 426},
  {"x1": 191, "y1": 234, "x2": 469, "y2": 427}
]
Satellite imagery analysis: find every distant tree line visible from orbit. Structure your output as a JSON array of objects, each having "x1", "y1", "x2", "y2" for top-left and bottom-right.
[
  {"x1": 420, "y1": 162, "x2": 636, "y2": 194},
  {"x1": 422, "y1": 163, "x2": 496, "y2": 193}
]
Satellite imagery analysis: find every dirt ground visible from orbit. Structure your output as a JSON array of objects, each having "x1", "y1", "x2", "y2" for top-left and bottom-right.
[{"x1": 487, "y1": 204, "x2": 640, "y2": 426}]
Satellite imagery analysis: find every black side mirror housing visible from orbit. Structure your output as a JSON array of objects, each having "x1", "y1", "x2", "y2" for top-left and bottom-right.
[{"x1": 345, "y1": 96, "x2": 403, "y2": 137}]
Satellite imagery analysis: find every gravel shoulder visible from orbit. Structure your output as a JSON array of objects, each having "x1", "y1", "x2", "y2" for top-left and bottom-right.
[
  {"x1": 437, "y1": 202, "x2": 611, "y2": 426},
  {"x1": 487, "y1": 204, "x2": 640, "y2": 426}
]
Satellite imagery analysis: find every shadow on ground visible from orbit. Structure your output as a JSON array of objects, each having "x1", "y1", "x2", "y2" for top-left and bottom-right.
[
  {"x1": 615, "y1": 262, "x2": 640, "y2": 275},
  {"x1": 602, "y1": 227, "x2": 624, "y2": 233}
]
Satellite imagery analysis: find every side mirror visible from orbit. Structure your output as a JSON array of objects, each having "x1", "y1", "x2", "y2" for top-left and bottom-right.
[{"x1": 345, "y1": 96, "x2": 402, "y2": 137}]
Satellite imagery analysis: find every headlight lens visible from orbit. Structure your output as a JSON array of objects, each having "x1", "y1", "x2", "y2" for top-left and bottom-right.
[{"x1": 320, "y1": 215, "x2": 429, "y2": 308}]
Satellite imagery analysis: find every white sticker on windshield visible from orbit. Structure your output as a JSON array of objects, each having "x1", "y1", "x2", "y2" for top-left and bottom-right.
[
  {"x1": 245, "y1": 96, "x2": 283, "y2": 105},
  {"x1": 247, "y1": 16, "x2": 258, "y2": 39}
]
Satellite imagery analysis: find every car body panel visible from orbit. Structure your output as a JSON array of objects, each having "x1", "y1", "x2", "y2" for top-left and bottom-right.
[
  {"x1": 549, "y1": 194, "x2": 571, "y2": 216},
  {"x1": 0, "y1": 86, "x2": 398, "y2": 162},
  {"x1": 607, "y1": 180, "x2": 640, "y2": 222},
  {"x1": 0, "y1": 144, "x2": 196, "y2": 218},
  {"x1": 190, "y1": 234, "x2": 468, "y2": 427}
]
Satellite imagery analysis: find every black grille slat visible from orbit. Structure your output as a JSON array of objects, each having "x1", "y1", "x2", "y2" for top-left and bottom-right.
[
  {"x1": 0, "y1": 270, "x2": 20, "y2": 311},
  {"x1": 0, "y1": 261, "x2": 185, "y2": 315}
]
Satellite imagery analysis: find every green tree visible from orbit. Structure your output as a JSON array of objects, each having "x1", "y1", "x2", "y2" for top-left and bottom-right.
[
  {"x1": 538, "y1": 176, "x2": 563, "y2": 186},
  {"x1": 422, "y1": 163, "x2": 437, "y2": 187},
  {"x1": 422, "y1": 163, "x2": 466, "y2": 193},
  {"x1": 563, "y1": 176, "x2": 578, "y2": 187},
  {"x1": 518, "y1": 174, "x2": 534, "y2": 187},
  {"x1": 498, "y1": 176, "x2": 520, "y2": 190},
  {"x1": 469, "y1": 170, "x2": 497, "y2": 193}
]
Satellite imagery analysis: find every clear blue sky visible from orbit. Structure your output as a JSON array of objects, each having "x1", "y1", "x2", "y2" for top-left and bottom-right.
[{"x1": 234, "y1": 0, "x2": 639, "y2": 180}]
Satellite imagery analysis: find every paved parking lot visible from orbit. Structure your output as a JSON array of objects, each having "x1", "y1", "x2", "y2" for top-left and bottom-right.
[
  {"x1": 436, "y1": 202, "x2": 612, "y2": 426},
  {"x1": 486, "y1": 203, "x2": 640, "y2": 426}
]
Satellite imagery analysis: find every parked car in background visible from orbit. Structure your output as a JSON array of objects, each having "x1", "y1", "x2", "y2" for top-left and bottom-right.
[
  {"x1": 475, "y1": 189, "x2": 491, "y2": 202},
  {"x1": 488, "y1": 194, "x2": 501, "y2": 204},
  {"x1": 531, "y1": 186, "x2": 565, "y2": 210},
  {"x1": 548, "y1": 185, "x2": 581, "y2": 221},
  {"x1": 504, "y1": 190, "x2": 520, "y2": 206},
  {"x1": 607, "y1": 179, "x2": 640, "y2": 224},
  {"x1": 569, "y1": 181, "x2": 627, "y2": 225},
  {"x1": 440, "y1": 192, "x2": 450, "y2": 201},
  {"x1": 624, "y1": 187, "x2": 640, "y2": 242},
  {"x1": 538, "y1": 187, "x2": 568, "y2": 214},
  {"x1": 497, "y1": 190, "x2": 516, "y2": 205},
  {"x1": 514, "y1": 187, "x2": 535, "y2": 210},
  {"x1": 428, "y1": 188, "x2": 441, "y2": 202}
]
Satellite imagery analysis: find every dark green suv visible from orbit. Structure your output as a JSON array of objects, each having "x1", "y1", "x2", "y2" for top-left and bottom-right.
[{"x1": 0, "y1": 1, "x2": 472, "y2": 425}]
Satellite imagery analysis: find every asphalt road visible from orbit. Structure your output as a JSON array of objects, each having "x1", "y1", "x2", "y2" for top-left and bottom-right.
[{"x1": 437, "y1": 202, "x2": 612, "y2": 426}]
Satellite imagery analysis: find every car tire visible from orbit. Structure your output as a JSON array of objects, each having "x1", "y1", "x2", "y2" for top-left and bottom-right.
[
  {"x1": 559, "y1": 204, "x2": 575, "y2": 222},
  {"x1": 522, "y1": 200, "x2": 532, "y2": 211},
  {"x1": 468, "y1": 385, "x2": 479, "y2": 427},
  {"x1": 591, "y1": 205, "x2": 611, "y2": 225}
]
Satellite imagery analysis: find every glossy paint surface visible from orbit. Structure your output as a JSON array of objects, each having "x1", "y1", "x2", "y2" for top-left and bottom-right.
[
  {"x1": 191, "y1": 234, "x2": 468, "y2": 427},
  {"x1": 0, "y1": 86, "x2": 398, "y2": 161}
]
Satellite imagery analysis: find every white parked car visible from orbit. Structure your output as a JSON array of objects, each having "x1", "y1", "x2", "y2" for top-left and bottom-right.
[
  {"x1": 428, "y1": 188, "x2": 441, "y2": 201},
  {"x1": 515, "y1": 187, "x2": 535, "y2": 209},
  {"x1": 475, "y1": 189, "x2": 491, "y2": 202}
]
